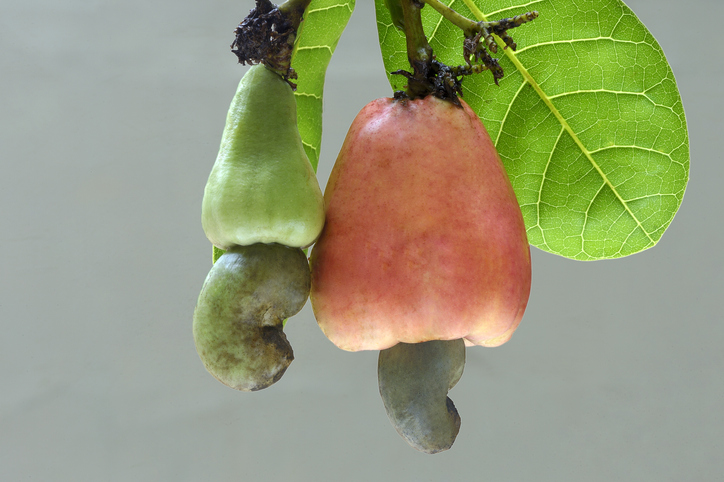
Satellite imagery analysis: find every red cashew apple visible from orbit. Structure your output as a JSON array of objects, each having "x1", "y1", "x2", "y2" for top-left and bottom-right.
[{"x1": 309, "y1": 95, "x2": 531, "y2": 352}]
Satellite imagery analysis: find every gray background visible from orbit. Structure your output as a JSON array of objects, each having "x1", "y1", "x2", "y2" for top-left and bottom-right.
[{"x1": 1, "y1": 0, "x2": 721, "y2": 480}]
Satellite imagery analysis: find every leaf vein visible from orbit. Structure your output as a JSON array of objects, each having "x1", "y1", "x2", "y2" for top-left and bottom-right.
[
  {"x1": 547, "y1": 88, "x2": 679, "y2": 116},
  {"x1": 429, "y1": 0, "x2": 456, "y2": 41},
  {"x1": 623, "y1": 193, "x2": 678, "y2": 203},
  {"x1": 536, "y1": 126, "x2": 565, "y2": 247},
  {"x1": 588, "y1": 144, "x2": 673, "y2": 160},
  {"x1": 295, "y1": 92, "x2": 323, "y2": 100},
  {"x1": 515, "y1": 36, "x2": 650, "y2": 55},
  {"x1": 295, "y1": 45, "x2": 334, "y2": 54},
  {"x1": 302, "y1": 140, "x2": 319, "y2": 153},
  {"x1": 494, "y1": 79, "x2": 528, "y2": 146},
  {"x1": 306, "y1": 3, "x2": 354, "y2": 14},
  {"x1": 486, "y1": 0, "x2": 546, "y2": 18}
]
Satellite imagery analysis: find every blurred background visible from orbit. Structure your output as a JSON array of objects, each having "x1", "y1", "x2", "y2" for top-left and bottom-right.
[{"x1": 1, "y1": 0, "x2": 721, "y2": 480}]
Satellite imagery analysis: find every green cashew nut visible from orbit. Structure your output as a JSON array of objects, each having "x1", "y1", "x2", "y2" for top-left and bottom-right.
[
  {"x1": 378, "y1": 339, "x2": 466, "y2": 454},
  {"x1": 193, "y1": 243, "x2": 310, "y2": 391},
  {"x1": 202, "y1": 64, "x2": 325, "y2": 250}
]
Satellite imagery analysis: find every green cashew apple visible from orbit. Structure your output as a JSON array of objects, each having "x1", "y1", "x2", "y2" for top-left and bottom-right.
[
  {"x1": 193, "y1": 243, "x2": 310, "y2": 391},
  {"x1": 202, "y1": 64, "x2": 325, "y2": 250},
  {"x1": 309, "y1": 95, "x2": 531, "y2": 352},
  {"x1": 378, "y1": 339, "x2": 465, "y2": 454}
]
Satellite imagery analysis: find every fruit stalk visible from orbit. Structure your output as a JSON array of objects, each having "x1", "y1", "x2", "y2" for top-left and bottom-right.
[
  {"x1": 396, "y1": 0, "x2": 434, "y2": 98},
  {"x1": 231, "y1": 0, "x2": 313, "y2": 81},
  {"x1": 277, "y1": 0, "x2": 312, "y2": 31}
]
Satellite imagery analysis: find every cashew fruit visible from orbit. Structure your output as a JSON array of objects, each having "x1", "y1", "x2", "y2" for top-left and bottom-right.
[
  {"x1": 309, "y1": 95, "x2": 531, "y2": 351},
  {"x1": 192, "y1": 243, "x2": 310, "y2": 391},
  {"x1": 202, "y1": 64, "x2": 325, "y2": 250}
]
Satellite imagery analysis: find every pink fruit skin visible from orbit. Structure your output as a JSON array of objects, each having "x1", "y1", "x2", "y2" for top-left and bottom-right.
[{"x1": 310, "y1": 96, "x2": 531, "y2": 352}]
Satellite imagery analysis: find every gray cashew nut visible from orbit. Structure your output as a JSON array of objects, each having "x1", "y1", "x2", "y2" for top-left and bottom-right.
[
  {"x1": 193, "y1": 243, "x2": 310, "y2": 391},
  {"x1": 378, "y1": 339, "x2": 466, "y2": 454}
]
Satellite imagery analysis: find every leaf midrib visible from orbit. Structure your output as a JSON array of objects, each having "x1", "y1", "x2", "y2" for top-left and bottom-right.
[{"x1": 461, "y1": 0, "x2": 656, "y2": 246}]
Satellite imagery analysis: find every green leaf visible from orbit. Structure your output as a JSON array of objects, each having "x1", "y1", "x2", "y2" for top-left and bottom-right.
[
  {"x1": 212, "y1": 245, "x2": 225, "y2": 264},
  {"x1": 374, "y1": 0, "x2": 689, "y2": 260},
  {"x1": 292, "y1": 0, "x2": 356, "y2": 172}
]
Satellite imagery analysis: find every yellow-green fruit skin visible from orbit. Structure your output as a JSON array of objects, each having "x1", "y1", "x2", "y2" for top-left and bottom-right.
[{"x1": 202, "y1": 64, "x2": 325, "y2": 249}]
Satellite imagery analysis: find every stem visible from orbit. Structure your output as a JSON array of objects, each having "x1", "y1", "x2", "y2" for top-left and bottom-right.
[
  {"x1": 278, "y1": 0, "x2": 313, "y2": 32},
  {"x1": 422, "y1": 0, "x2": 477, "y2": 37},
  {"x1": 389, "y1": 0, "x2": 537, "y2": 96},
  {"x1": 423, "y1": 0, "x2": 538, "y2": 52},
  {"x1": 399, "y1": 0, "x2": 434, "y2": 98},
  {"x1": 231, "y1": 0, "x2": 315, "y2": 85}
]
